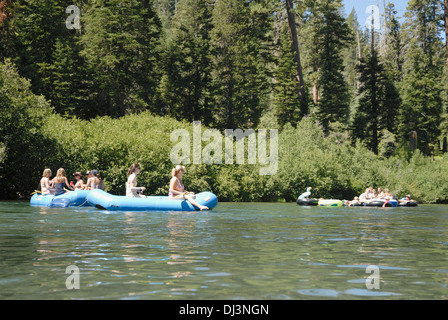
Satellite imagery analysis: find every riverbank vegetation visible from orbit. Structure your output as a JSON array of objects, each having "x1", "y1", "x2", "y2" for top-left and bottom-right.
[{"x1": 1, "y1": 0, "x2": 448, "y2": 203}]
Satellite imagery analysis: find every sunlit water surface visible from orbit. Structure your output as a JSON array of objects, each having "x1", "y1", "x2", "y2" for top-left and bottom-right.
[{"x1": 0, "y1": 201, "x2": 447, "y2": 299}]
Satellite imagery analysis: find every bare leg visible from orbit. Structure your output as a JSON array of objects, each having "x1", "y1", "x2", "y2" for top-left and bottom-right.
[{"x1": 185, "y1": 194, "x2": 209, "y2": 211}]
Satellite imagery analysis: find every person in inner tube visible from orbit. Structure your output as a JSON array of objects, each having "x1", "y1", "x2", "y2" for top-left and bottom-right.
[
  {"x1": 298, "y1": 187, "x2": 312, "y2": 199},
  {"x1": 347, "y1": 196, "x2": 360, "y2": 207},
  {"x1": 399, "y1": 194, "x2": 416, "y2": 203},
  {"x1": 382, "y1": 196, "x2": 391, "y2": 207},
  {"x1": 375, "y1": 187, "x2": 386, "y2": 199}
]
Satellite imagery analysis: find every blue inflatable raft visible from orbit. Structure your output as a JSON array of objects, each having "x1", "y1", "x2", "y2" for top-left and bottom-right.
[
  {"x1": 30, "y1": 189, "x2": 218, "y2": 211},
  {"x1": 86, "y1": 189, "x2": 218, "y2": 211}
]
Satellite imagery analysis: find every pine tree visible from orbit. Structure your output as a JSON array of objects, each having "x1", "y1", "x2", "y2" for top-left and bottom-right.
[
  {"x1": 352, "y1": 40, "x2": 400, "y2": 155},
  {"x1": 399, "y1": 0, "x2": 445, "y2": 156},
  {"x1": 80, "y1": 0, "x2": 162, "y2": 117},
  {"x1": 40, "y1": 36, "x2": 89, "y2": 117},
  {"x1": 301, "y1": 0, "x2": 352, "y2": 133},
  {"x1": 273, "y1": 19, "x2": 303, "y2": 128},
  {"x1": 343, "y1": 8, "x2": 364, "y2": 94},
  {"x1": 210, "y1": 0, "x2": 272, "y2": 129},
  {"x1": 383, "y1": 2, "x2": 404, "y2": 82},
  {"x1": 158, "y1": 0, "x2": 213, "y2": 125}
]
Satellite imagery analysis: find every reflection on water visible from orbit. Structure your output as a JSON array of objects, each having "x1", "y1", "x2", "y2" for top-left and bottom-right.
[{"x1": 0, "y1": 201, "x2": 447, "y2": 299}]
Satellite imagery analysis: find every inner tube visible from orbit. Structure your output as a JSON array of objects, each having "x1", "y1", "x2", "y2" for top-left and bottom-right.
[
  {"x1": 365, "y1": 199, "x2": 398, "y2": 207},
  {"x1": 348, "y1": 201, "x2": 363, "y2": 207},
  {"x1": 318, "y1": 199, "x2": 343, "y2": 207},
  {"x1": 398, "y1": 201, "x2": 418, "y2": 207},
  {"x1": 296, "y1": 198, "x2": 318, "y2": 206}
]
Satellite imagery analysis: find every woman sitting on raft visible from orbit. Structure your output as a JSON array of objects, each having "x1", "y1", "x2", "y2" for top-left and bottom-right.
[
  {"x1": 169, "y1": 165, "x2": 209, "y2": 211},
  {"x1": 51, "y1": 168, "x2": 73, "y2": 196},
  {"x1": 72, "y1": 172, "x2": 84, "y2": 190},
  {"x1": 40, "y1": 168, "x2": 53, "y2": 195},
  {"x1": 84, "y1": 170, "x2": 101, "y2": 190},
  {"x1": 298, "y1": 187, "x2": 312, "y2": 199},
  {"x1": 126, "y1": 163, "x2": 146, "y2": 198}
]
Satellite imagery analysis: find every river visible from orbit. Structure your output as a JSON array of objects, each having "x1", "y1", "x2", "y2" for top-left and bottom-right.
[{"x1": 0, "y1": 201, "x2": 447, "y2": 299}]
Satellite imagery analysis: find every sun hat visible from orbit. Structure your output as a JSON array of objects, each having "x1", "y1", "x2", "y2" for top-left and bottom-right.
[{"x1": 73, "y1": 172, "x2": 83, "y2": 177}]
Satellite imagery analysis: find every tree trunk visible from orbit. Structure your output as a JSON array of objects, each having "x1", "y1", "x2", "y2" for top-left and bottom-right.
[
  {"x1": 445, "y1": 0, "x2": 448, "y2": 73},
  {"x1": 371, "y1": 13, "x2": 378, "y2": 154},
  {"x1": 285, "y1": 0, "x2": 307, "y2": 115}
]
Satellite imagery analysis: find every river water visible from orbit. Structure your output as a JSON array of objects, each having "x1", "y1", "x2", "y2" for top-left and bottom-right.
[{"x1": 0, "y1": 201, "x2": 447, "y2": 300}]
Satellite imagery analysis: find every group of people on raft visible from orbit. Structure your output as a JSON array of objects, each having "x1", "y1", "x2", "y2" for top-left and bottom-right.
[
  {"x1": 39, "y1": 168, "x2": 105, "y2": 196},
  {"x1": 39, "y1": 163, "x2": 209, "y2": 211},
  {"x1": 298, "y1": 186, "x2": 417, "y2": 207}
]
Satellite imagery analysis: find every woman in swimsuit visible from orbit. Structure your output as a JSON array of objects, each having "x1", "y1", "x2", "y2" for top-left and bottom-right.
[
  {"x1": 40, "y1": 168, "x2": 53, "y2": 195},
  {"x1": 169, "y1": 165, "x2": 208, "y2": 211},
  {"x1": 51, "y1": 168, "x2": 73, "y2": 196},
  {"x1": 126, "y1": 163, "x2": 146, "y2": 197},
  {"x1": 72, "y1": 172, "x2": 84, "y2": 190},
  {"x1": 85, "y1": 170, "x2": 101, "y2": 190}
]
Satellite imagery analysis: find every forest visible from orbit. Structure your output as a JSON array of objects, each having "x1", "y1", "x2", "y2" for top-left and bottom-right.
[{"x1": 1, "y1": 0, "x2": 448, "y2": 203}]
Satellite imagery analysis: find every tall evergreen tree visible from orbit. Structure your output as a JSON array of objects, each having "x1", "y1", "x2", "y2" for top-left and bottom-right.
[
  {"x1": 273, "y1": 19, "x2": 303, "y2": 128},
  {"x1": 210, "y1": 0, "x2": 272, "y2": 129},
  {"x1": 343, "y1": 8, "x2": 363, "y2": 94},
  {"x1": 352, "y1": 28, "x2": 400, "y2": 155},
  {"x1": 382, "y1": 2, "x2": 404, "y2": 82},
  {"x1": 301, "y1": 0, "x2": 352, "y2": 133},
  {"x1": 80, "y1": 0, "x2": 162, "y2": 117},
  {"x1": 158, "y1": 0, "x2": 213, "y2": 125},
  {"x1": 399, "y1": 0, "x2": 445, "y2": 155}
]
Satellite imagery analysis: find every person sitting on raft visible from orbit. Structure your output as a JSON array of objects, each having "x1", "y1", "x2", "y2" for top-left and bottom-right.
[
  {"x1": 382, "y1": 196, "x2": 391, "y2": 207},
  {"x1": 359, "y1": 188, "x2": 369, "y2": 202},
  {"x1": 399, "y1": 194, "x2": 416, "y2": 204},
  {"x1": 40, "y1": 168, "x2": 54, "y2": 195},
  {"x1": 347, "y1": 196, "x2": 360, "y2": 207},
  {"x1": 367, "y1": 187, "x2": 376, "y2": 199},
  {"x1": 375, "y1": 187, "x2": 385, "y2": 199},
  {"x1": 298, "y1": 187, "x2": 312, "y2": 199},
  {"x1": 72, "y1": 172, "x2": 84, "y2": 190},
  {"x1": 51, "y1": 168, "x2": 73, "y2": 196},
  {"x1": 126, "y1": 163, "x2": 146, "y2": 198},
  {"x1": 169, "y1": 165, "x2": 209, "y2": 211},
  {"x1": 84, "y1": 170, "x2": 101, "y2": 190}
]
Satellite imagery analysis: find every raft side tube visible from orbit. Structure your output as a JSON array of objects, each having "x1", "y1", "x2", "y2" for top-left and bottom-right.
[
  {"x1": 30, "y1": 190, "x2": 91, "y2": 207},
  {"x1": 86, "y1": 189, "x2": 218, "y2": 211}
]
